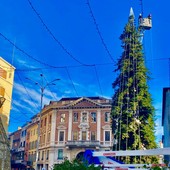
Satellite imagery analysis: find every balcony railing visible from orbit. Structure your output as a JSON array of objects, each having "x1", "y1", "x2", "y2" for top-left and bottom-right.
[{"x1": 66, "y1": 140, "x2": 100, "y2": 148}]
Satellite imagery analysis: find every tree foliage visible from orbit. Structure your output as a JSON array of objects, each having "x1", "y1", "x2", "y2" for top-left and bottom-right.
[
  {"x1": 53, "y1": 159, "x2": 101, "y2": 170},
  {"x1": 111, "y1": 12, "x2": 157, "y2": 163}
]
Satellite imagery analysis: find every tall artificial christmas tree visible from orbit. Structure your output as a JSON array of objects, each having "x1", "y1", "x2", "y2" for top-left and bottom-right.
[{"x1": 111, "y1": 8, "x2": 157, "y2": 163}]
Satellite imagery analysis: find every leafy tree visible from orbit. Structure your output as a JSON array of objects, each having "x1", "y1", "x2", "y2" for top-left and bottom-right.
[
  {"x1": 53, "y1": 159, "x2": 101, "y2": 170},
  {"x1": 111, "y1": 9, "x2": 157, "y2": 163}
]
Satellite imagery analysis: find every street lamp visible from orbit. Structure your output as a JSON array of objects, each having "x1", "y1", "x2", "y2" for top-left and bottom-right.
[{"x1": 26, "y1": 74, "x2": 60, "y2": 170}]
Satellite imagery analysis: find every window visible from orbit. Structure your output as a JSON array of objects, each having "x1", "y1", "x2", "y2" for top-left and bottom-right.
[
  {"x1": 105, "y1": 131, "x2": 110, "y2": 141},
  {"x1": 47, "y1": 132, "x2": 50, "y2": 142},
  {"x1": 46, "y1": 150, "x2": 49, "y2": 160},
  {"x1": 82, "y1": 131, "x2": 86, "y2": 140},
  {"x1": 73, "y1": 113, "x2": 78, "y2": 122},
  {"x1": 58, "y1": 149, "x2": 63, "y2": 160},
  {"x1": 38, "y1": 151, "x2": 40, "y2": 161},
  {"x1": 60, "y1": 113, "x2": 65, "y2": 123},
  {"x1": 82, "y1": 112, "x2": 87, "y2": 122},
  {"x1": 91, "y1": 112, "x2": 96, "y2": 122},
  {"x1": 91, "y1": 132, "x2": 96, "y2": 141},
  {"x1": 31, "y1": 141, "x2": 33, "y2": 149},
  {"x1": 0, "y1": 68, "x2": 7, "y2": 79},
  {"x1": 43, "y1": 134, "x2": 45, "y2": 143},
  {"x1": 41, "y1": 120, "x2": 43, "y2": 127},
  {"x1": 73, "y1": 131, "x2": 78, "y2": 141},
  {"x1": 34, "y1": 152, "x2": 36, "y2": 161},
  {"x1": 59, "y1": 131, "x2": 64, "y2": 141},
  {"x1": 105, "y1": 112, "x2": 110, "y2": 122},
  {"x1": 42, "y1": 151, "x2": 44, "y2": 160},
  {"x1": 49, "y1": 115, "x2": 52, "y2": 124},
  {"x1": 44, "y1": 118, "x2": 47, "y2": 126}
]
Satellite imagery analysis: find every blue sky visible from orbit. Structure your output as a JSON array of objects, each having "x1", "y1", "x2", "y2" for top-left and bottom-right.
[{"x1": 0, "y1": 0, "x2": 169, "y2": 144}]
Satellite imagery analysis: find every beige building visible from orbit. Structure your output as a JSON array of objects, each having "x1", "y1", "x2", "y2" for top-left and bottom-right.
[
  {"x1": 0, "y1": 57, "x2": 15, "y2": 132},
  {"x1": 34, "y1": 96, "x2": 112, "y2": 170},
  {"x1": 25, "y1": 116, "x2": 39, "y2": 169}
]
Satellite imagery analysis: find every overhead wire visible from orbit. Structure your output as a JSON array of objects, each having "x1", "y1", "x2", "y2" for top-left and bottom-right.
[
  {"x1": 40, "y1": 70, "x2": 59, "y2": 101},
  {"x1": 16, "y1": 71, "x2": 39, "y2": 109},
  {"x1": 27, "y1": 0, "x2": 90, "y2": 66},
  {"x1": 0, "y1": 32, "x2": 59, "y2": 68},
  {"x1": 93, "y1": 65, "x2": 103, "y2": 96},
  {"x1": 86, "y1": 0, "x2": 116, "y2": 64},
  {"x1": 0, "y1": 84, "x2": 32, "y2": 120},
  {"x1": 65, "y1": 67, "x2": 79, "y2": 97}
]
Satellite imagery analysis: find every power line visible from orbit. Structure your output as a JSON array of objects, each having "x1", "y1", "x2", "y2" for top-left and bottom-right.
[
  {"x1": 14, "y1": 56, "x2": 168, "y2": 72},
  {"x1": 0, "y1": 32, "x2": 58, "y2": 68},
  {"x1": 41, "y1": 71, "x2": 59, "y2": 101},
  {"x1": 27, "y1": 0, "x2": 90, "y2": 66},
  {"x1": 16, "y1": 71, "x2": 39, "y2": 108},
  {"x1": 0, "y1": 85, "x2": 32, "y2": 120},
  {"x1": 86, "y1": 0, "x2": 116, "y2": 64},
  {"x1": 93, "y1": 65, "x2": 103, "y2": 96},
  {"x1": 16, "y1": 62, "x2": 115, "y2": 72},
  {"x1": 65, "y1": 67, "x2": 79, "y2": 96}
]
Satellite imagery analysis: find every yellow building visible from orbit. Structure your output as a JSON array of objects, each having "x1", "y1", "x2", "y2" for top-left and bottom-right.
[
  {"x1": 0, "y1": 57, "x2": 15, "y2": 133},
  {"x1": 26, "y1": 116, "x2": 39, "y2": 169}
]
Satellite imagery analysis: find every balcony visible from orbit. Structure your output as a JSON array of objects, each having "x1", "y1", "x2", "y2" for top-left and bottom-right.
[{"x1": 66, "y1": 140, "x2": 100, "y2": 148}]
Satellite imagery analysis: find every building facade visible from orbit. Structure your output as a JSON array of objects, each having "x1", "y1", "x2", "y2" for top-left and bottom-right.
[
  {"x1": 10, "y1": 128, "x2": 23, "y2": 170},
  {"x1": 10, "y1": 96, "x2": 113, "y2": 170},
  {"x1": 25, "y1": 116, "x2": 39, "y2": 169},
  {"x1": 37, "y1": 97, "x2": 112, "y2": 170},
  {"x1": 0, "y1": 57, "x2": 15, "y2": 133},
  {"x1": 162, "y1": 88, "x2": 170, "y2": 163}
]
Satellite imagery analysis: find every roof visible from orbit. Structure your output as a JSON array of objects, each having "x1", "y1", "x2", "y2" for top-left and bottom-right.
[{"x1": 59, "y1": 96, "x2": 108, "y2": 101}]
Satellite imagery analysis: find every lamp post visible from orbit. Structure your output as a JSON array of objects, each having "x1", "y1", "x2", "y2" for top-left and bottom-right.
[{"x1": 26, "y1": 74, "x2": 60, "y2": 170}]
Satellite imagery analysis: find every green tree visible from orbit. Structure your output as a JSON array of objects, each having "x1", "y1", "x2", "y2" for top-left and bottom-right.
[
  {"x1": 53, "y1": 159, "x2": 101, "y2": 170},
  {"x1": 111, "y1": 9, "x2": 157, "y2": 163}
]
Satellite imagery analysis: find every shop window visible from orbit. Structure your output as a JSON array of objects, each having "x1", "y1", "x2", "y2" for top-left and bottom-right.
[{"x1": 58, "y1": 149, "x2": 63, "y2": 160}]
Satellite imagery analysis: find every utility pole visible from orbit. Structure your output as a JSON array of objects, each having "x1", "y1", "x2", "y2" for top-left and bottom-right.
[{"x1": 26, "y1": 74, "x2": 60, "y2": 170}]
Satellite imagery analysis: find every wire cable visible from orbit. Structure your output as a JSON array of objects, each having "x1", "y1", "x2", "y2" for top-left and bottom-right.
[
  {"x1": 86, "y1": 0, "x2": 116, "y2": 64},
  {"x1": 93, "y1": 65, "x2": 103, "y2": 96},
  {"x1": 40, "y1": 71, "x2": 59, "y2": 101},
  {"x1": 0, "y1": 32, "x2": 59, "y2": 68},
  {"x1": 27, "y1": 0, "x2": 90, "y2": 66},
  {"x1": 16, "y1": 71, "x2": 39, "y2": 108},
  {"x1": 65, "y1": 67, "x2": 79, "y2": 96}
]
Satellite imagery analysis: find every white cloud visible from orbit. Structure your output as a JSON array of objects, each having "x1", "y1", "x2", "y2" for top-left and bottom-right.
[
  {"x1": 155, "y1": 126, "x2": 163, "y2": 135},
  {"x1": 13, "y1": 81, "x2": 61, "y2": 111},
  {"x1": 16, "y1": 58, "x2": 38, "y2": 69}
]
